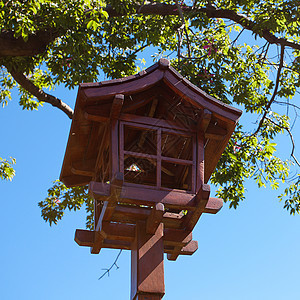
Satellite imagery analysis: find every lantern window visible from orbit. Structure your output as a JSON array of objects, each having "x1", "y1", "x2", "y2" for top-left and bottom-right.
[{"x1": 120, "y1": 120, "x2": 196, "y2": 193}]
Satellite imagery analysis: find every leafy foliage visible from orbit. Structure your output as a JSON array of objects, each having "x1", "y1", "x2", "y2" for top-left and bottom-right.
[
  {"x1": 1, "y1": 0, "x2": 300, "y2": 226},
  {"x1": 38, "y1": 180, "x2": 94, "y2": 229},
  {"x1": 0, "y1": 157, "x2": 16, "y2": 181}
]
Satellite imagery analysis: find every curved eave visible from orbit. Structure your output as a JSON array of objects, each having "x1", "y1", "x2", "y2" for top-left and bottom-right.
[{"x1": 79, "y1": 58, "x2": 242, "y2": 123}]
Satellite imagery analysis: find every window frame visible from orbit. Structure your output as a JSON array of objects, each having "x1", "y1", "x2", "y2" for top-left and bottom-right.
[{"x1": 119, "y1": 119, "x2": 197, "y2": 193}]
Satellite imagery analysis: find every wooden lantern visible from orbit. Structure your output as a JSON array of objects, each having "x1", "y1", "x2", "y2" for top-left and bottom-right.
[{"x1": 60, "y1": 59, "x2": 242, "y2": 300}]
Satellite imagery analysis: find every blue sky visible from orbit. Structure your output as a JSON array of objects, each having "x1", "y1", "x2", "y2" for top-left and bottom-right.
[{"x1": 1, "y1": 58, "x2": 300, "y2": 300}]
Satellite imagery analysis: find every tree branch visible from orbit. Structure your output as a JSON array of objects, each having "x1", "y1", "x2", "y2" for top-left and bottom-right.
[
  {"x1": 1, "y1": 3, "x2": 300, "y2": 57},
  {"x1": 175, "y1": 0, "x2": 191, "y2": 58},
  {"x1": 0, "y1": 29, "x2": 60, "y2": 57},
  {"x1": 104, "y1": 4, "x2": 300, "y2": 50},
  {"x1": 6, "y1": 65, "x2": 74, "y2": 119}
]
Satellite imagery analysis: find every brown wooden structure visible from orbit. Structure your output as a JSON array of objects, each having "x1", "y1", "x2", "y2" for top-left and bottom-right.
[{"x1": 60, "y1": 58, "x2": 242, "y2": 299}]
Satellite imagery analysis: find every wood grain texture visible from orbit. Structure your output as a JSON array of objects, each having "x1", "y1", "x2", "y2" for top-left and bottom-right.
[
  {"x1": 75, "y1": 226, "x2": 193, "y2": 249},
  {"x1": 131, "y1": 221, "x2": 165, "y2": 300}
]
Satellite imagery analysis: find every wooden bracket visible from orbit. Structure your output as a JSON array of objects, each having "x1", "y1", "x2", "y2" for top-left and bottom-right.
[
  {"x1": 166, "y1": 240, "x2": 198, "y2": 261},
  {"x1": 205, "y1": 123, "x2": 227, "y2": 140},
  {"x1": 146, "y1": 203, "x2": 164, "y2": 235},
  {"x1": 75, "y1": 226, "x2": 193, "y2": 252},
  {"x1": 204, "y1": 197, "x2": 223, "y2": 214},
  {"x1": 90, "y1": 230, "x2": 107, "y2": 254},
  {"x1": 90, "y1": 173, "x2": 124, "y2": 254},
  {"x1": 94, "y1": 173, "x2": 124, "y2": 231},
  {"x1": 199, "y1": 109, "x2": 212, "y2": 133},
  {"x1": 182, "y1": 183, "x2": 211, "y2": 231},
  {"x1": 111, "y1": 171, "x2": 124, "y2": 188},
  {"x1": 110, "y1": 94, "x2": 124, "y2": 120}
]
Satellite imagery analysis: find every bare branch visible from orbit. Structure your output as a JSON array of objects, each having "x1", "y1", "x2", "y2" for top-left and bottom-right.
[
  {"x1": 252, "y1": 45, "x2": 285, "y2": 136},
  {"x1": 98, "y1": 250, "x2": 122, "y2": 280},
  {"x1": 231, "y1": 28, "x2": 245, "y2": 46},
  {"x1": 129, "y1": 43, "x2": 150, "y2": 57},
  {"x1": 6, "y1": 65, "x2": 74, "y2": 119},
  {"x1": 266, "y1": 117, "x2": 300, "y2": 167},
  {"x1": 274, "y1": 101, "x2": 300, "y2": 111}
]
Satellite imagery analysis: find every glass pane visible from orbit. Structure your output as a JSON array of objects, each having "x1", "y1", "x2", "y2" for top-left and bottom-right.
[
  {"x1": 124, "y1": 125, "x2": 157, "y2": 155},
  {"x1": 124, "y1": 155, "x2": 156, "y2": 186},
  {"x1": 161, "y1": 161, "x2": 192, "y2": 191},
  {"x1": 161, "y1": 132, "x2": 192, "y2": 160}
]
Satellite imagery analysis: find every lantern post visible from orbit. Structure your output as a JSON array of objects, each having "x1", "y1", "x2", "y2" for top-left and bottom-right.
[{"x1": 60, "y1": 59, "x2": 242, "y2": 299}]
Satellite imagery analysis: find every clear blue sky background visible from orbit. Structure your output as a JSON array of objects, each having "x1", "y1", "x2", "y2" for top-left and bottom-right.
[{"x1": 1, "y1": 56, "x2": 300, "y2": 300}]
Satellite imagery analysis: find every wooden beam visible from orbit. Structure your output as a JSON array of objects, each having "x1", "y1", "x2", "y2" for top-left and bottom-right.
[
  {"x1": 75, "y1": 229, "x2": 94, "y2": 247},
  {"x1": 95, "y1": 173, "x2": 124, "y2": 232},
  {"x1": 120, "y1": 113, "x2": 195, "y2": 132},
  {"x1": 146, "y1": 203, "x2": 164, "y2": 235},
  {"x1": 164, "y1": 229, "x2": 192, "y2": 247},
  {"x1": 70, "y1": 159, "x2": 97, "y2": 178},
  {"x1": 199, "y1": 109, "x2": 212, "y2": 133},
  {"x1": 71, "y1": 166, "x2": 94, "y2": 177},
  {"x1": 84, "y1": 94, "x2": 124, "y2": 122},
  {"x1": 138, "y1": 98, "x2": 158, "y2": 149},
  {"x1": 84, "y1": 102, "x2": 111, "y2": 122},
  {"x1": 182, "y1": 183, "x2": 211, "y2": 231},
  {"x1": 95, "y1": 202, "x2": 109, "y2": 232},
  {"x1": 196, "y1": 130, "x2": 205, "y2": 191},
  {"x1": 90, "y1": 174, "x2": 124, "y2": 254},
  {"x1": 166, "y1": 240, "x2": 198, "y2": 259},
  {"x1": 204, "y1": 197, "x2": 223, "y2": 214},
  {"x1": 102, "y1": 221, "x2": 135, "y2": 242},
  {"x1": 135, "y1": 295, "x2": 162, "y2": 300},
  {"x1": 111, "y1": 171, "x2": 124, "y2": 188},
  {"x1": 93, "y1": 123, "x2": 110, "y2": 181},
  {"x1": 131, "y1": 221, "x2": 165, "y2": 300},
  {"x1": 123, "y1": 96, "x2": 154, "y2": 113},
  {"x1": 110, "y1": 119, "x2": 119, "y2": 179},
  {"x1": 112, "y1": 206, "x2": 182, "y2": 229},
  {"x1": 94, "y1": 200, "x2": 102, "y2": 230},
  {"x1": 91, "y1": 174, "x2": 122, "y2": 254},
  {"x1": 205, "y1": 123, "x2": 227, "y2": 140},
  {"x1": 91, "y1": 231, "x2": 106, "y2": 254},
  {"x1": 89, "y1": 181, "x2": 110, "y2": 199},
  {"x1": 89, "y1": 182, "x2": 220, "y2": 215},
  {"x1": 110, "y1": 94, "x2": 124, "y2": 119},
  {"x1": 84, "y1": 111, "x2": 109, "y2": 123},
  {"x1": 75, "y1": 226, "x2": 192, "y2": 249},
  {"x1": 166, "y1": 245, "x2": 182, "y2": 261},
  {"x1": 103, "y1": 239, "x2": 132, "y2": 250},
  {"x1": 90, "y1": 181, "x2": 196, "y2": 210},
  {"x1": 120, "y1": 185, "x2": 195, "y2": 210},
  {"x1": 88, "y1": 239, "x2": 199, "y2": 254}
]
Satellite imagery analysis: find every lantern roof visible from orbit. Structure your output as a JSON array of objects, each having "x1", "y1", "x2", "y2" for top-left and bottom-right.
[{"x1": 60, "y1": 58, "x2": 242, "y2": 187}]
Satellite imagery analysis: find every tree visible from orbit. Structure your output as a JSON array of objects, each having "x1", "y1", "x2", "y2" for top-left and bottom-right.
[{"x1": 1, "y1": 0, "x2": 300, "y2": 228}]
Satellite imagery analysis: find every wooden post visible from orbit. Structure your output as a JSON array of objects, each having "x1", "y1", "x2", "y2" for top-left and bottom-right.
[{"x1": 131, "y1": 221, "x2": 165, "y2": 300}]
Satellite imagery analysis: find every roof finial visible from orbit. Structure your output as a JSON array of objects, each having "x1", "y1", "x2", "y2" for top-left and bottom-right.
[{"x1": 158, "y1": 58, "x2": 170, "y2": 70}]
